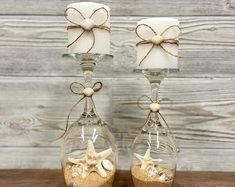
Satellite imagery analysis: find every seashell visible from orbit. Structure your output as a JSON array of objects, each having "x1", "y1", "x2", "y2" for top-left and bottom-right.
[
  {"x1": 67, "y1": 140, "x2": 113, "y2": 178},
  {"x1": 165, "y1": 174, "x2": 173, "y2": 181},
  {"x1": 151, "y1": 35, "x2": 164, "y2": 45},
  {"x1": 149, "y1": 103, "x2": 160, "y2": 112},
  {"x1": 72, "y1": 165, "x2": 82, "y2": 174},
  {"x1": 80, "y1": 18, "x2": 95, "y2": 31},
  {"x1": 102, "y1": 159, "x2": 113, "y2": 171},
  {"x1": 71, "y1": 182, "x2": 77, "y2": 187},
  {"x1": 146, "y1": 166, "x2": 157, "y2": 177},
  {"x1": 71, "y1": 172, "x2": 79, "y2": 178},
  {"x1": 134, "y1": 148, "x2": 162, "y2": 170},
  {"x1": 83, "y1": 87, "x2": 94, "y2": 97},
  {"x1": 158, "y1": 170, "x2": 164, "y2": 176},
  {"x1": 159, "y1": 173, "x2": 166, "y2": 182}
]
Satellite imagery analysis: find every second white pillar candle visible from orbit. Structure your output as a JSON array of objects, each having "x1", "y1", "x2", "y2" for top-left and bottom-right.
[{"x1": 136, "y1": 18, "x2": 180, "y2": 70}]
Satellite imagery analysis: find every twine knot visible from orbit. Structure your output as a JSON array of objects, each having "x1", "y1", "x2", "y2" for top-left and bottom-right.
[
  {"x1": 57, "y1": 81, "x2": 103, "y2": 139},
  {"x1": 137, "y1": 95, "x2": 180, "y2": 152},
  {"x1": 136, "y1": 24, "x2": 181, "y2": 66},
  {"x1": 70, "y1": 81, "x2": 102, "y2": 96},
  {"x1": 138, "y1": 95, "x2": 162, "y2": 126},
  {"x1": 65, "y1": 7, "x2": 110, "y2": 52}
]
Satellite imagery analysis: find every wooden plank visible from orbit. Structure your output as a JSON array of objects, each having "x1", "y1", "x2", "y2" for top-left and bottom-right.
[
  {"x1": 113, "y1": 79, "x2": 235, "y2": 171},
  {"x1": 0, "y1": 170, "x2": 235, "y2": 187},
  {"x1": 113, "y1": 77, "x2": 235, "y2": 148},
  {"x1": 0, "y1": 77, "x2": 235, "y2": 170},
  {"x1": 174, "y1": 171, "x2": 235, "y2": 187},
  {"x1": 178, "y1": 149, "x2": 235, "y2": 171},
  {"x1": 1, "y1": 0, "x2": 235, "y2": 16},
  {"x1": 0, "y1": 16, "x2": 235, "y2": 77},
  {"x1": 118, "y1": 148, "x2": 235, "y2": 171},
  {"x1": 0, "y1": 77, "x2": 112, "y2": 147},
  {"x1": 0, "y1": 77, "x2": 235, "y2": 148},
  {"x1": 0, "y1": 147, "x2": 235, "y2": 171},
  {"x1": 0, "y1": 169, "x2": 65, "y2": 187},
  {"x1": 0, "y1": 148, "x2": 60, "y2": 169}
]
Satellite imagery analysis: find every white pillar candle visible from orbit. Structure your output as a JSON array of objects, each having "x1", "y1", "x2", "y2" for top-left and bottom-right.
[
  {"x1": 136, "y1": 18, "x2": 180, "y2": 70},
  {"x1": 65, "y1": 2, "x2": 110, "y2": 54}
]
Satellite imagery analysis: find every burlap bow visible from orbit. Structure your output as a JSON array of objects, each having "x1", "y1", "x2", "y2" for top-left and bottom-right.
[
  {"x1": 138, "y1": 95, "x2": 180, "y2": 152},
  {"x1": 58, "y1": 81, "x2": 103, "y2": 139},
  {"x1": 65, "y1": 7, "x2": 110, "y2": 52},
  {"x1": 136, "y1": 24, "x2": 181, "y2": 66}
]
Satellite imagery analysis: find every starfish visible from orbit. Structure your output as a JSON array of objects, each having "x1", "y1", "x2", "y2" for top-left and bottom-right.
[
  {"x1": 68, "y1": 140, "x2": 112, "y2": 178},
  {"x1": 134, "y1": 148, "x2": 162, "y2": 170}
]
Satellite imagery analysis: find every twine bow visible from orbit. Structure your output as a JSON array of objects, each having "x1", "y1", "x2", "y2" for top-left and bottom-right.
[
  {"x1": 138, "y1": 95, "x2": 180, "y2": 152},
  {"x1": 65, "y1": 7, "x2": 110, "y2": 52},
  {"x1": 58, "y1": 81, "x2": 103, "y2": 139},
  {"x1": 136, "y1": 24, "x2": 181, "y2": 66}
]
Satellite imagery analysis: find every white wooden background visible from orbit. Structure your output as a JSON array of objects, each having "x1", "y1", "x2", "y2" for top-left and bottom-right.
[{"x1": 0, "y1": 0, "x2": 235, "y2": 171}]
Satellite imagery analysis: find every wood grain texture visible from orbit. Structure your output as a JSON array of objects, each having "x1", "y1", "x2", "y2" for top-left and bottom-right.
[
  {"x1": 113, "y1": 78, "x2": 235, "y2": 149},
  {"x1": 1, "y1": 147, "x2": 235, "y2": 171},
  {"x1": 1, "y1": 0, "x2": 235, "y2": 16},
  {"x1": 0, "y1": 77, "x2": 234, "y2": 170},
  {"x1": 0, "y1": 77, "x2": 112, "y2": 147},
  {"x1": 174, "y1": 171, "x2": 235, "y2": 187},
  {"x1": 0, "y1": 148, "x2": 60, "y2": 169},
  {"x1": 113, "y1": 77, "x2": 235, "y2": 171},
  {"x1": 0, "y1": 16, "x2": 235, "y2": 77},
  {"x1": 0, "y1": 170, "x2": 235, "y2": 187},
  {"x1": 1, "y1": 0, "x2": 235, "y2": 172}
]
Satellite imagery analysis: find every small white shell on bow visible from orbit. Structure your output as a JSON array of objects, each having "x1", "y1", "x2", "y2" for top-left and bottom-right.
[
  {"x1": 65, "y1": 7, "x2": 110, "y2": 52},
  {"x1": 137, "y1": 95, "x2": 163, "y2": 129},
  {"x1": 137, "y1": 95, "x2": 180, "y2": 152},
  {"x1": 136, "y1": 24, "x2": 181, "y2": 66},
  {"x1": 57, "y1": 81, "x2": 102, "y2": 139}
]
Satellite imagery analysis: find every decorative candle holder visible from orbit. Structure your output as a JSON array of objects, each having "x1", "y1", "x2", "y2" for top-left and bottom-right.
[
  {"x1": 60, "y1": 53, "x2": 117, "y2": 187},
  {"x1": 131, "y1": 69, "x2": 179, "y2": 187}
]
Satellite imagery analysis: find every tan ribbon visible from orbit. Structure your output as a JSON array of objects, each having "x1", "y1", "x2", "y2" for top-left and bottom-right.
[
  {"x1": 137, "y1": 95, "x2": 180, "y2": 152},
  {"x1": 57, "y1": 81, "x2": 102, "y2": 139},
  {"x1": 136, "y1": 24, "x2": 181, "y2": 66},
  {"x1": 65, "y1": 7, "x2": 110, "y2": 52}
]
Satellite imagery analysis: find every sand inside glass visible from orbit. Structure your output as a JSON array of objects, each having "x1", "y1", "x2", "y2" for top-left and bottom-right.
[
  {"x1": 131, "y1": 165, "x2": 174, "y2": 187},
  {"x1": 64, "y1": 162, "x2": 115, "y2": 187}
]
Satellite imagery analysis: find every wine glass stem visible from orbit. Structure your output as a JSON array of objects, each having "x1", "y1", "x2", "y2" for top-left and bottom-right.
[
  {"x1": 142, "y1": 70, "x2": 167, "y2": 123},
  {"x1": 83, "y1": 70, "x2": 93, "y2": 114},
  {"x1": 150, "y1": 82, "x2": 161, "y2": 122},
  {"x1": 150, "y1": 82, "x2": 160, "y2": 102},
  {"x1": 84, "y1": 70, "x2": 93, "y2": 87}
]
